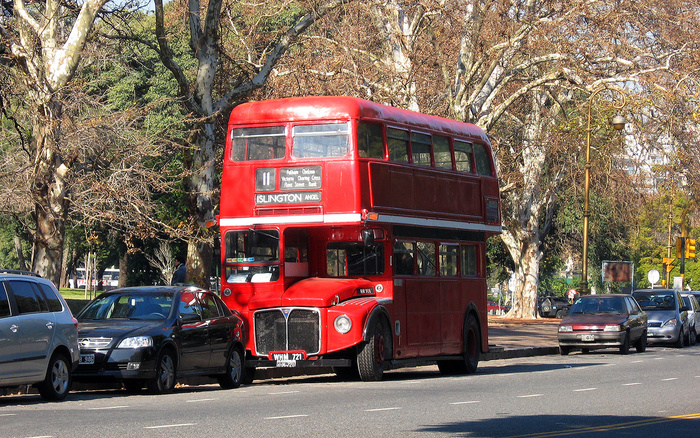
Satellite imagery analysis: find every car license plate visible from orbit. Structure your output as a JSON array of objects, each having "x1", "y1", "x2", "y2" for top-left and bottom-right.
[
  {"x1": 80, "y1": 354, "x2": 95, "y2": 365},
  {"x1": 581, "y1": 334, "x2": 595, "y2": 342},
  {"x1": 271, "y1": 352, "x2": 303, "y2": 367}
]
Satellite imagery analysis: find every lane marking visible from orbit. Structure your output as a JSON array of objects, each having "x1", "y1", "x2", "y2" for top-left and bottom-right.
[
  {"x1": 503, "y1": 412, "x2": 700, "y2": 437},
  {"x1": 186, "y1": 398, "x2": 219, "y2": 403},
  {"x1": 365, "y1": 407, "x2": 401, "y2": 412},
  {"x1": 88, "y1": 405, "x2": 129, "y2": 410},
  {"x1": 450, "y1": 401, "x2": 481, "y2": 405},
  {"x1": 662, "y1": 377, "x2": 678, "y2": 381},
  {"x1": 268, "y1": 391, "x2": 300, "y2": 395},
  {"x1": 573, "y1": 388, "x2": 597, "y2": 392},
  {"x1": 622, "y1": 382, "x2": 642, "y2": 386},
  {"x1": 0, "y1": 413, "x2": 17, "y2": 417},
  {"x1": 265, "y1": 414, "x2": 308, "y2": 420},
  {"x1": 144, "y1": 423, "x2": 196, "y2": 429},
  {"x1": 517, "y1": 394, "x2": 543, "y2": 398}
]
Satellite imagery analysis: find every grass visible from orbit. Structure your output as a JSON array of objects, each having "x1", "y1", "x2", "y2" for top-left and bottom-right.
[{"x1": 59, "y1": 288, "x2": 94, "y2": 316}]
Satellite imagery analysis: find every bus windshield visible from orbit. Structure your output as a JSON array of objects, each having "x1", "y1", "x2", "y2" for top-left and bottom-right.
[{"x1": 225, "y1": 230, "x2": 280, "y2": 283}]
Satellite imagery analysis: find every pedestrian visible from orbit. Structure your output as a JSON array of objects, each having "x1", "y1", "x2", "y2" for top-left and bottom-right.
[{"x1": 172, "y1": 256, "x2": 186, "y2": 285}]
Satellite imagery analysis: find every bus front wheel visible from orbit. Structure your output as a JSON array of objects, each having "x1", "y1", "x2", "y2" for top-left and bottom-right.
[{"x1": 357, "y1": 317, "x2": 391, "y2": 381}]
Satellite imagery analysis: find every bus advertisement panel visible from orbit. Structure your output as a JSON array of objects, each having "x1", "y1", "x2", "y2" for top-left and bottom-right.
[{"x1": 218, "y1": 96, "x2": 501, "y2": 381}]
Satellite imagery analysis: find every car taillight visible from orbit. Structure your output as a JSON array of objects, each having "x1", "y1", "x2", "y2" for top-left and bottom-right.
[
  {"x1": 559, "y1": 325, "x2": 573, "y2": 332},
  {"x1": 72, "y1": 317, "x2": 79, "y2": 329}
]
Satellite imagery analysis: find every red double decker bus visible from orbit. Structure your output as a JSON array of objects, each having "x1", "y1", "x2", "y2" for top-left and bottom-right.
[{"x1": 218, "y1": 96, "x2": 501, "y2": 381}]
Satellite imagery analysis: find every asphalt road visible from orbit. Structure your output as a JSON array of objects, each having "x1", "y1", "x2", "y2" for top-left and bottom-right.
[{"x1": 1, "y1": 345, "x2": 699, "y2": 437}]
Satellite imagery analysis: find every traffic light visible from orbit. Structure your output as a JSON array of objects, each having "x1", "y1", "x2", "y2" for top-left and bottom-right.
[
  {"x1": 686, "y1": 238, "x2": 697, "y2": 259},
  {"x1": 676, "y1": 238, "x2": 683, "y2": 259}
]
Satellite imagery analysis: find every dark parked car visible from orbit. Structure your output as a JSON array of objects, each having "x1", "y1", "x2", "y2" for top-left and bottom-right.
[
  {"x1": 0, "y1": 270, "x2": 79, "y2": 401},
  {"x1": 74, "y1": 286, "x2": 246, "y2": 393},
  {"x1": 632, "y1": 289, "x2": 689, "y2": 348},
  {"x1": 558, "y1": 294, "x2": 647, "y2": 355},
  {"x1": 538, "y1": 295, "x2": 571, "y2": 318}
]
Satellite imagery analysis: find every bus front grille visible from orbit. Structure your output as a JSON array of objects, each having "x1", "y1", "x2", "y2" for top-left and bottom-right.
[{"x1": 254, "y1": 308, "x2": 320, "y2": 356}]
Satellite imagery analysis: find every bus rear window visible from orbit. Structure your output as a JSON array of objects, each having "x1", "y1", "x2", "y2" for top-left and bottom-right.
[
  {"x1": 231, "y1": 126, "x2": 286, "y2": 161},
  {"x1": 293, "y1": 123, "x2": 349, "y2": 158}
]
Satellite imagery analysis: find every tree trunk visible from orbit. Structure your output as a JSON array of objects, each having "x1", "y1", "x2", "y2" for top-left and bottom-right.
[
  {"x1": 30, "y1": 111, "x2": 69, "y2": 287},
  {"x1": 183, "y1": 124, "x2": 217, "y2": 290},
  {"x1": 13, "y1": 236, "x2": 28, "y2": 271},
  {"x1": 118, "y1": 251, "x2": 128, "y2": 288}
]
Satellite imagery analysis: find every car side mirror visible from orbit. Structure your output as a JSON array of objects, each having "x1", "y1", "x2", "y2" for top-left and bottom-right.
[{"x1": 179, "y1": 313, "x2": 201, "y2": 325}]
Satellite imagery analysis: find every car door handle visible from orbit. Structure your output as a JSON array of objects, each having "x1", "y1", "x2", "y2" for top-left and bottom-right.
[
  {"x1": 10, "y1": 324, "x2": 19, "y2": 333},
  {"x1": 45, "y1": 321, "x2": 54, "y2": 330}
]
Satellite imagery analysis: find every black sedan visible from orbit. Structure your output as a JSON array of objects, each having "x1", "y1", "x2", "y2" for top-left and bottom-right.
[
  {"x1": 73, "y1": 286, "x2": 246, "y2": 393},
  {"x1": 558, "y1": 294, "x2": 648, "y2": 355}
]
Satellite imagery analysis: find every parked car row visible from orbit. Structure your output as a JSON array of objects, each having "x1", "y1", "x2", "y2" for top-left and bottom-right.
[
  {"x1": 1, "y1": 271, "x2": 246, "y2": 401},
  {"x1": 558, "y1": 289, "x2": 700, "y2": 355}
]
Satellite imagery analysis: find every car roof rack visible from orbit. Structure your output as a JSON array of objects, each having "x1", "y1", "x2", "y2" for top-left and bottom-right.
[{"x1": 0, "y1": 269, "x2": 41, "y2": 277}]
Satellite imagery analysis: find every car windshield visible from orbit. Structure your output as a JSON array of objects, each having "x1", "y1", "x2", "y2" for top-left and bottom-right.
[
  {"x1": 633, "y1": 292, "x2": 675, "y2": 311},
  {"x1": 569, "y1": 297, "x2": 626, "y2": 315},
  {"x1": 78, "y1": 293, "x2": 173, "y2": 320}
]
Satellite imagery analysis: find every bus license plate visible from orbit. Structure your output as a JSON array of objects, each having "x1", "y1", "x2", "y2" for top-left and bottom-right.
[
  {"x1": 80, "y1": 354, "x2": 95, "y2": 365},
  {"x1": 272, "y1": 352, "x2": 303, "y2": 367},
  {"x1": 581, "y1": 334, "x2": 595, "y2": 342}
]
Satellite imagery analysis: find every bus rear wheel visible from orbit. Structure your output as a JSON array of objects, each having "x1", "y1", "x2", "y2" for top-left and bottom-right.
[
  {"x1": 439, "y1": 313, "x2": 480, "y2": 375},
  {"x1": 357, "y1": 317, "x2": 391, "y2": 381}
]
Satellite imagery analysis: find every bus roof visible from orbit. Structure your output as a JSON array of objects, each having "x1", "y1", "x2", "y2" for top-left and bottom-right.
[{"x1": 228, "y1": 96, "x2": 490, "y2": 144}]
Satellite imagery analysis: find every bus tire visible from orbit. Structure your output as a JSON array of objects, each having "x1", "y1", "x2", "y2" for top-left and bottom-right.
[
  {"x1": 357, "y1": 317, "x2": 391, "y2": 381},
  {"x1": 463, "y1": 313, "x2": 480, "y2": 373},
  {"x1": 438, "y1": 313, "x2": 480, "y2": 375}
]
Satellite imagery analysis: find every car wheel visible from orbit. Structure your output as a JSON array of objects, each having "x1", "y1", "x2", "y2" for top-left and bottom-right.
[
  {"x1": 619, "y1": 331, "x2": 630, "y2": 355},
  {"x1": 559, "y1": 346, "x2": 571, "y2": 355},
  {"x1": 689, "y1": 327, "x2": 697, "y2": 346},
  {"x1": 357, "y1": 316, "x2": 391, "y2": 381},
  {"x1": 37, "y1": 353, "x2": 72, "y2": 401},
  {"x1": 218, "y1": 346, "x2": 243, "y2": 389},
  {"x1": 635, "y1": 330, "x2": 647, "y2": 353},
  {"x1": 555, "y1": 309, "x2": 565, "y2": 319},
  {"x1": 147, "y1": 350, "x2": 176, "y2": 394},
  {"x1": 675, "y1": 329, "x2": 685, "y2": 348}
]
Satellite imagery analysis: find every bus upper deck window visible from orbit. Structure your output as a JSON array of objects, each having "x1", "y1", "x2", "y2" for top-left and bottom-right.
[
  {"x1": 433, "y1": 136, "x2": 452, "y2": 169},
  {"x1": 357, "y1": 123, "x2": 384, "y2": 159},
  {"x1": 474, "y1": 143, "x2": 493, "y2": 176},
  {"x1": 411, "y1": 132, "x2": 432, "y2": 166},
  {"x1": 230, "y1": 126, "x2": 286, "y2": 161},
  {"x1": 292, "y1": 123, "x2": 349, "y2": 158},
  {"x1": 454, "y1": 140, "x2": 473, "y2": 172},
  {"x1": 387, "y1": 128, "x2": 409, "y2": 163}
]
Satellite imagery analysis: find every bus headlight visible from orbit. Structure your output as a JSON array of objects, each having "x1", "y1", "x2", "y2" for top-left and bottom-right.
[{"x1": 334, "y1": 315, "x2": 352, "y2": 334}]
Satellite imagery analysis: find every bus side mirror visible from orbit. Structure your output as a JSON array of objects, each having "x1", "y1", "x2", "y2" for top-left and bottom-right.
[{"x1": 361, "y1": 229, "x2": 375, "y2": 245}]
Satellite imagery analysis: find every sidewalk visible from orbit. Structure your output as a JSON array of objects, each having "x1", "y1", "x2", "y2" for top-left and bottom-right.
[{"x1": 484, "y1": 316, "x2": 560, "y2": 360}]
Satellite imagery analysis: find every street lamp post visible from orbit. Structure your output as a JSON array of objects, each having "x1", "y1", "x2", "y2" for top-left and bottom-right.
[{"x1": 579, "y1": 87, "x2": 626, "y2": 295}]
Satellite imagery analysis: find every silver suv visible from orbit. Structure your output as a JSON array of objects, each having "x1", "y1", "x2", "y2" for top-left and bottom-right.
[{"x1": 0, "y1": 270, "x2": 79, "y2": 400}]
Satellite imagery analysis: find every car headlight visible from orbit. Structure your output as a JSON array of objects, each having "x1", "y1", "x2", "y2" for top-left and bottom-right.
[
  {"x1": 117, "y1": 336, "x2": 153, "y2": 349},
  {"x1": 604, "y1": 325, "x2": 622, "y2": 332},
  {"x1": 661, "y1": 318, "x2": 678, "y2": 328},
  {"x1": 334, "y1": 315, "x2": 352, "y2": 334},
  {"x1": 558, "y1": 325, "x2": 573, "y2": 333}
]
